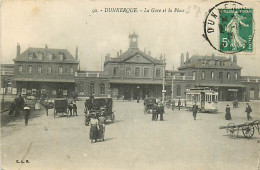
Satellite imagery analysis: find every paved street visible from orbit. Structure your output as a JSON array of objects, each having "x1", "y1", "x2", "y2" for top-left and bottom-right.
[{"x1": 1, "y1": 100, "x2": 260, "y2": 170}]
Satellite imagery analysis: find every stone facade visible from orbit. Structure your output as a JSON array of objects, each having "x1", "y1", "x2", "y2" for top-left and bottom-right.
[
  {"x1": 1, "y1": 34, "x2": 260, "y2": 101},
  {"x1": 12, "y1": 44, "x2": 79, "y2": 98}
]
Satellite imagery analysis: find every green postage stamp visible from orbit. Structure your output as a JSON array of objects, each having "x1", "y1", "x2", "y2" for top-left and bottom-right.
[{"x1": 219, "y1": 9, "x2": 253, "y2": 52}]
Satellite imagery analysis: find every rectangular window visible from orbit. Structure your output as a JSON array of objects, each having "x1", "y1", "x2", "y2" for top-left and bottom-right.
[
  {"x1": 126, "y1": 67, "x2": 131, "y2": 77},
  {"x1": 227, "y1": 72, "x2": 231, "y2": 80},
  {"x1": 37, "y1": 66, "x2": 42, "y2": 74},
  {"x1": 69, "y1": 67, "x2": 73, "y2": 75},
  {"x1": 211, "y1": 72, "x2": 214, "y2": 80},
  {"x1": 156, "y1": 68, "x2": 161, "y2": 78},
  {"x1": 135, "y1": 68, "x2": 140, "y2": 77},
  {"x1": 201, "y1": 71, "x2": 205, "y2": 80},
  {"x1": 18, "y1": 65, "x2": 23, "y2": 73},
  {"x1": 192, "y1": 71, "x2": 196, "y2": 80},
  {"x1": 219, "y1": 72, "x2": 223, "y2": 81},
  {"x1": 28, "y1": 53, "x2": 33, "y2": 60},
  {"x1": 235, "y1": 72, "x2": 238, "y2": 80},
  {"x1": 144, "y1": 68, "x2": 149, "y2": 77},
  {"x1": 27, "y1": 65, "x2": 32, "y2": 74},
  {"x1": 59, "y1": 66, "x2": 63, "y2": 75},
  {"x1": 48, "y1": 66, "x2": 52, "y2": 75},
  {"x1": 113, "y1": 67, "x2": 119, "y2": 76}
]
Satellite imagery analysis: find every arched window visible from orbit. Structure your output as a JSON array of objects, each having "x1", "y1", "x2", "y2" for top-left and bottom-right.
[
  {"x1": 79, "y1": 82, "x2": 84, "y2": 93},
  {"x1": 176, "y1": 85, "x2": 181, "y2": 97},
  {"x1": 89, "y1": 82, "x2": 95, "y2": 95},
  {"x1": 100, "y1": 83, "x2": 105, "y2": 95}
]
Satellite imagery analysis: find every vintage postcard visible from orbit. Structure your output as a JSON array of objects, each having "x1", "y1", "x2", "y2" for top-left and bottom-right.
[{"x1": 1, "y1": 0, "x2": 260, "y2": 170}]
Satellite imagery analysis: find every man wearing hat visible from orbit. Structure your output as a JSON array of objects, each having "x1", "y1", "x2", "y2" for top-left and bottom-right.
[
  {"x1": 23, "y1": 105, "x2": 31, "y2": 126},
  {"x1": 192, "y1": 102, "x2": 199, "y2": 120}
]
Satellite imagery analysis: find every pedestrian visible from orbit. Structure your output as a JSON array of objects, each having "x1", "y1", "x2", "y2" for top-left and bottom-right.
[
  {"x1": 192, "y1": 102, "x2": 199, "y2": 120},
  {"x1": 172, "y1": 100, "x2": 175, "y2": 111},
  {"x1": 152, "y1": 103, "x2": 158, "y2": 121},
  {"x1": 68, "y1": 101, "x2": 73, "y2": 116},
  {"x1": 245, "y1": 103, "x2": 252, "y2": 120},
  {"x1": 72, "y1": 100, "x2": 78, "y2": 116},
  {"x1": 158, "y1": 102, "x2": 164, "y2": 121},
  {"x1": 44, "y1": 102, "x2": 50, "y2": 116},
  {"x1": 178, "y1": 98, "x2": 181, "y2": 110},
  {"x1": 8, "y1": 103, "x2": 15, "y2": 116},
  {"x1": 225, "y1": 104, "x2": 232, "y2": 120},
  {"x1": 98, "y1": 112, "x2": 106, "y2": 141},
  {"x1": 89, "y1": 113, "x2": 99, "y2": 143},
  {"x1": 14, "y1": 96, "x2": 21, "y2": 117},
  {"x1": 23, "y1": 105, "x2": 31, "y2": 126}
]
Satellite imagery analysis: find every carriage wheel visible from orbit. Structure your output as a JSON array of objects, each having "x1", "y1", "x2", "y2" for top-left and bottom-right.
[
  {"x1": 226, "y1": 123, "x2": 238, "y2": 138},
  {"x1": 111, "y1": 114, "x2": 115, "y2": 123},
  {"x1": 242, "y1": 123, "x2": 255, "y2": 138}
]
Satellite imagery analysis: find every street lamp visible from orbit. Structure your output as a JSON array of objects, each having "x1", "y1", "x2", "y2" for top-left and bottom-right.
[{"x1": 162, "y1": 56, "x2": 166, "y2": 104}]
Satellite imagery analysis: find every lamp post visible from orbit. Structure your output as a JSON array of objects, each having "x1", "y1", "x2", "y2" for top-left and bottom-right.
[
  {"x1": 171, "y1": 77, "x2": 174, "y2": 101},
  {"x1": 162, "y1": 56, "x2": 166, "y2": 104}
]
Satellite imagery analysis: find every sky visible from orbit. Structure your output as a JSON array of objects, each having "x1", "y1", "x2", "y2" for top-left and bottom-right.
[{"x1": 1, "y1": 0, "x2": 259, "y2": 76}]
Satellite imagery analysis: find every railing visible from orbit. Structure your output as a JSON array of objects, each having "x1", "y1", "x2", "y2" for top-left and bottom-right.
[
  {"x1": 76, "y1": 72, "x2": 106, "y2": 77},
  {"x1": 241, "y1": 78, "x2": 259, "y2": 83},
  {"x1": 0, "y1": 70, "x2": 14, "y2": 75},
  {"x1": 166, "y1": 75, "x2": 195, "y2": 80}
]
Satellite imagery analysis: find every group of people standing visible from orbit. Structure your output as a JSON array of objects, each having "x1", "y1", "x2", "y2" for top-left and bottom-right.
[
  {"x1": 89, "y1": 112, "x2": 106, "y2": 143},
  {"x1": 152, "y1": 101, "x2": 164, "y2": 121}
]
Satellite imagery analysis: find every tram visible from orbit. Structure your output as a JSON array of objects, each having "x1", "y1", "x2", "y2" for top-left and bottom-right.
[{"x1": 185, "y1": 88, "x2": 218, "y2": 112}]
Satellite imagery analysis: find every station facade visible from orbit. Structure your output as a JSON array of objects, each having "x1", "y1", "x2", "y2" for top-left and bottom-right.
[{"x1": 1, "y1": 33, "x2": 260, "y2": 101}]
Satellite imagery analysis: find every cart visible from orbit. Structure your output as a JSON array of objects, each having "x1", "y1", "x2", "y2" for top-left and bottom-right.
[
  {"x1": 84, "y1": 97, "x2": 115, "y2": 125},
  {"x1": 219, "y1": 120, "x2": 260, "y2": 138},
  {"x1": 144, "y1": 97, "x2": 156, "y2": 114},
  {"x1": 53, "y1": 98, "x2": 68, "y2": 118}
]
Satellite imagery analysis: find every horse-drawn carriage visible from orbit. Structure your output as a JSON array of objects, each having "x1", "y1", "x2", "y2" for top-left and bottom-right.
[
  {"x1": 84, "y1": 97, "x2": 115, "y2": 125},
  {"x1": 144, "y1": 97, "x2": 156, "y2": 114},
  {"x1": 53, "y1": 98, "x2": 68, "y2": 118}
]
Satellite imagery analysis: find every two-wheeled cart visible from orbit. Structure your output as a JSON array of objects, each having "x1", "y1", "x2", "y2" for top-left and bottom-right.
[{"x1": 219, "y1": 120, "x2": 260, "y2": 138}]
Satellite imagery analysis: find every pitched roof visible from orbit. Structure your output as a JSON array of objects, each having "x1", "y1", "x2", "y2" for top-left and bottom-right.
[
  {"x1": 106, "y1": 48, "x2": 163, "y2": 64},
  {"x1": 178, "y1": 55, "x2": 241, "y2": 69},
  {"x1": 14, "y1": 47, "x2": 78, "y2": 63}
]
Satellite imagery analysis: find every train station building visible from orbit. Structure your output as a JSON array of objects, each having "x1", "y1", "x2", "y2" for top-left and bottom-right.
[{"x1": 1, "y1": 33, "x2": 260, "y2": 101}]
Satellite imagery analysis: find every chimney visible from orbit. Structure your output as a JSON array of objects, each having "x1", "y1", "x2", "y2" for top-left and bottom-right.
[
  {"x1": 173, "y1": 64, "x2": 174, "y2": 70},
  {"x1": 233, "y1": 55, "x2": 237, "y2": 64},
  {"x1": 186, "y1": 52, "x2": 189, "y2": 61},
  {"x1": 148, "y1": 51, "x2": 151, "y2": 55},
  {"x1": 120, "y1": 49, "x2": 122, "y2": 55},
  {"x1": 144, "y1": 48, "x2": 146, "y2": 53},
  {"x1": 75, "y1": 46, "x2": 78, "y2": 60},
  {"x1": 117, "y1": 52, "x2": 119, "y2": 57},
  {"x1": 45, "y1": 44, "x2": 48, "y2": 50},
  {"x1": 180, "y1": 53, "x2": 184, "y2": 66},
  {"x1": 16, "y1": 43, "x2": 20, "y2": 58}
]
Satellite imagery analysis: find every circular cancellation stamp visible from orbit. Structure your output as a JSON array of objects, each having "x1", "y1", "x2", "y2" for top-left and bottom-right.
[{"x1": 203, "y1": 1, "x2": 254, "y2": 54}]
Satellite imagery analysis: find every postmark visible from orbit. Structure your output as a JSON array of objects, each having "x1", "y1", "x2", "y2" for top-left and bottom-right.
[{"x1": 203, "y1": 1, "x2": 254, "y2": 54}]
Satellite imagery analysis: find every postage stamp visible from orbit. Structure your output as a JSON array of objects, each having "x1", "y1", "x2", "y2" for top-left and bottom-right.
[
  {"x1": 219, "y1": 8, "x2": 253, "y2": 52},
  {"x1": 204, "y1": 1, "x2": 254, "y2": 54}
]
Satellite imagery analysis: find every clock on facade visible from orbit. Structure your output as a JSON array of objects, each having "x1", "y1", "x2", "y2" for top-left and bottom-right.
[{"x1": 132, "y1": 38, "x2": 136, "y2": 42}]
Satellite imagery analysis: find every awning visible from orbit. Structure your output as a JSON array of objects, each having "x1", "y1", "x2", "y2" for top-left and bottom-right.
[
  {"x1": 197, "y1": 83, "x2": 246, "y2": 88},
  {"x1": 14, "y1": 77, "x2": 75, "y2": 83}
]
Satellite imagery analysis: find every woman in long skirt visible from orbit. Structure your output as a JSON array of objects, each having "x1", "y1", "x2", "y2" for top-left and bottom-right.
[
  {"x1": 225, "y1": 105, "x2": 232, "y2": 120},
  {"x1": 89, "y1": 113, "x2": 99, "y2": 143}
]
